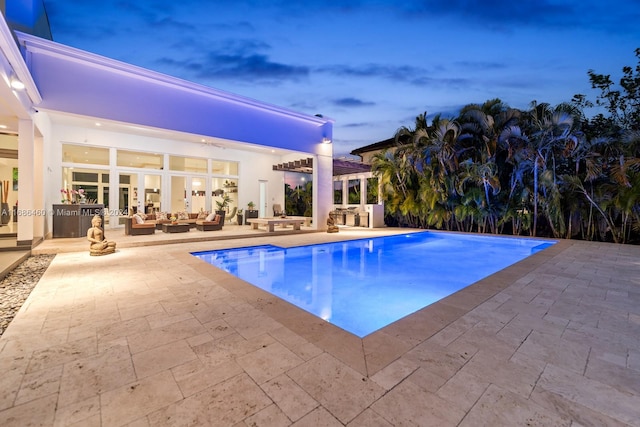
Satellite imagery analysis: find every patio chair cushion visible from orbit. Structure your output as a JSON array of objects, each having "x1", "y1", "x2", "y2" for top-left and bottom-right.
[
  {"x1": 273, "y1": 204, "x2": 284, "y2": 216},
  {"x1": 196, "y1": 214, "x2": 222, "y2": 231}
]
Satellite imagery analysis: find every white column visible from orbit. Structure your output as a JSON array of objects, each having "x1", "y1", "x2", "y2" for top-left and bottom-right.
[
  {"x1": 342, "y1": 179, "x2": 348, "y2": 206},
  {"x1": 360, "y1": 175, "x2": 367, "y2": 208},
  {"x1": 17, "y1": 119, "x2": 35, "y2": 246},
  {"x1": 108, "y1": 147, "x2": 118, "y2": 229},
  {"x1": 314, "y1": 151, "x2": 333, "y2": 231}
]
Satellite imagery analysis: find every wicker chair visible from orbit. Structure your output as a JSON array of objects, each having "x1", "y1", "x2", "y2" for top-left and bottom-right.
[
  {"x1": 125, "y1": 216, "x2": 155, "y2": 235},
  {"x1": 196, "y1": 214, "x2": 223, "y2": 231},
  {"x1": 273, "y1": 203, "x2": 285, "y2": 216}
]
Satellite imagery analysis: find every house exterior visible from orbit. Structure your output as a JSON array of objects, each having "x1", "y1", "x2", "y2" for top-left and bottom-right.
[
  {"x1": 350, "y1": 135, "x2": 410, "y2": 164},
  {"x1": 331, "y1": 158, "x2": 385, "y2": 228},
  {"x1": 0, "y1": 1, "x2": 334, "y2": 249},
  {"x1": 339, "y1": 134, "x2": 413, "y2": 228}
]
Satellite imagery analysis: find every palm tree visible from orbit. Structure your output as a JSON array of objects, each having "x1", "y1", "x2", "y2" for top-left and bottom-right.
[
  {"x1": 457, "y1": 159, "x2": 501, "y2": 233},
  {"x1": 498, "y1": 125, "x2": 533, "y2": 234},
  {"x1": 370, "y1": 88, "x2": 639, "y2": 243},
  {"x1": 519, "y1": 102, "x2": 577, "y2": 236},
  {"x1": 459, "y1": 98, "x2": 520, "y2": 163},
  {"x1": 563, "y1": 175, "x2": 621, "y2": 243},
  {"x1": 428, "y1": 119, "x2": 463, "y2": 177},
  {"x1": 371, "y1": 150, "x2": 419, "y2": 226}
]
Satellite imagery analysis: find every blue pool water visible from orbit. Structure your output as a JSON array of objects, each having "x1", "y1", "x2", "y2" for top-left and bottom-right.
[{"x1": 192, "y1": 232, "x2": 555, "y2": 337}]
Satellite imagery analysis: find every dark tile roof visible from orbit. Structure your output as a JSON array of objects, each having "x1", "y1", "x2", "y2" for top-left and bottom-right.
[{"x1": 272, "y1": 158, "x2": 371, "y2": 176}]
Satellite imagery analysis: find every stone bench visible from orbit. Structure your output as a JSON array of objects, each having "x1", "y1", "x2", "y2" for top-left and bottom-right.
[
  {"x1": 285, "y1": 216, "x2": 312, "y2": 227},
  {"x1": 247, "y1": 218, "x2": 306, "y2": 232}
]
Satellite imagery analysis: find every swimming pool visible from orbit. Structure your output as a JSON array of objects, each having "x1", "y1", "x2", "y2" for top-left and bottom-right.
[{"x1": 192, "y1": 232, "x2": 555, "y2": 337}]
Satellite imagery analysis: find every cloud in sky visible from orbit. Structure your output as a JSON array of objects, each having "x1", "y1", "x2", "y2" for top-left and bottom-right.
[
  {"x1": 343, "y1": 122, "x2": 372, "y2": 128},
  {"x1": 158, "y1": 52, "x2": 310, "y2": 82},
  {"x1": 43, "y1": 0, "x2": 640, "y2": 156},
  {"x1": 332, "y1": 98, "x2": 376, "y2": 107}
]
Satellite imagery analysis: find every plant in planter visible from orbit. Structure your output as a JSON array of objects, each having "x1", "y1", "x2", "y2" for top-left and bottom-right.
[
  {"x1": 215, "y1": 194, "x2": 233, "y2": 212},
  {"x1": 215, "y1": 194, "x2": 232, "y2": 226},
  {"x1": 236, "y1": 208, "x2": 243, "y2": 225},
  {"x1": 1, "y1": 180, "x2": 9, "y2": 224},
  {"x1": 244, "y1": 201, "x2": 258, "y2": 225}
]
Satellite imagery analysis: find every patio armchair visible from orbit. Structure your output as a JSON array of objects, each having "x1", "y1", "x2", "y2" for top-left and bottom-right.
[
  {"x1": 226, "y1": 207, "x2": 237, "y2": 224},
  {"x1": 196, "y1": 213, "x2": 223, "y2": 231},
  {"x1": 125, "y1": 214, "x2": 155, "y2": 235},
  {"x1": 273, "y1": 203, "x2": 285, "y2": 217}
]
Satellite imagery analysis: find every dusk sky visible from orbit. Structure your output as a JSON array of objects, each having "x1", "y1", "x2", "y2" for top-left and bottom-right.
[{"x1": 42, "y1": 0, "x2": 640, "y2": 158}]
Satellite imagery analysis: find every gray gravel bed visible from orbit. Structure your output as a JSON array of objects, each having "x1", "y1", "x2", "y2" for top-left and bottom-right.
[{"x1": 0, "y1": 255, "x2": 55, "y2": 337}]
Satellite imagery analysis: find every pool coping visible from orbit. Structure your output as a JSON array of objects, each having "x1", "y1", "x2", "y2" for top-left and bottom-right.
[{"x1": 179, "y1": 231, "x2": 568, "y2": 377}]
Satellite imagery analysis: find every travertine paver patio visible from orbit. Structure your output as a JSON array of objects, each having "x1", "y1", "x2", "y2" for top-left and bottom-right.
[{"x1": 0, "y1": 228, "x2": 639, "y2": 426}]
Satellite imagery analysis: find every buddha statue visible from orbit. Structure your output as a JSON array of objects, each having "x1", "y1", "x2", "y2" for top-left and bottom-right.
[
  {"x1": 327, "y1": 215, "x2": 339, "y2": 233},
  {"x1": 87, "y1": 215, "x2": 116, "y2": 256}
]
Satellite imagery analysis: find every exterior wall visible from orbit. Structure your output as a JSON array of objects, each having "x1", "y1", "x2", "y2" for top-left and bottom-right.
[
  {"x1": 4, "y1": 0, "x2": 52, "y2": 40},
  {"x1": 18, "y1": 33, "x2": 334, "y2": 238},
  {"x1": 314, "y1": 144, "x2": 333, "y2": 231},
  {"x1": 45, "y1": 119, "x2": 318, "y2": 232}
]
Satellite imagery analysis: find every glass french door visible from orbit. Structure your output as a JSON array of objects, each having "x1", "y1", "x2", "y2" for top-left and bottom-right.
[
  {"x1": 171, "y1": 176, "x2": 187, "y2": 213},
  {"x1": 190, "y1": 177, "x2": 206, "y2": 214},
  {"x1": 118, "y1": 172, "x2": 136, "y2": 226},
  {"x1": 117, "y1": 172, "x2": 162, "y2": 226},
  {"x1": 143, "y1": 174, "x2": 162, "y2": 215},
  {"x1": 171, "y1": 175, "x2": 208, "y2": 214}
]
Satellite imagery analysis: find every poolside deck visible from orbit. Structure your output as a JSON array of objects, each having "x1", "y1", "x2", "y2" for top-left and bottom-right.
[{"x1": 1, "y1": 227, "x2": 639, "y2": 426}]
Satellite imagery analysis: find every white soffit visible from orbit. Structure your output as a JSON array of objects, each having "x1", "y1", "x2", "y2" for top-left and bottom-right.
[
  {"x1": 45, "y1": 110, "x2": 299, "y2": 156},
  {"x1": 17, "y1": 32, "x2": 333, "y2": 152}
]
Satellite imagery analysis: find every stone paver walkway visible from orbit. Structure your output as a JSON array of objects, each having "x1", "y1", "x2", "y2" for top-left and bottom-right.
[{"x1": 0, "y1": 229, "x2": 638, "y2": 426}]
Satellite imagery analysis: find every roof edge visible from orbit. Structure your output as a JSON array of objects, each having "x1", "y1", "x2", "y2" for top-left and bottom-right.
[
  {"x1": 0, "y1": 16, "x2": 42, "y2": 105},
  {"x1": 16, "y1": 31, "x2": 334, "y2": 126}
]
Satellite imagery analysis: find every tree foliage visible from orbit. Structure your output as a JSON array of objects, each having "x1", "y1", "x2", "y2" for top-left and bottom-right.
[{"x1": 372, "y1": 49, "x2": 640, "y2": 244}]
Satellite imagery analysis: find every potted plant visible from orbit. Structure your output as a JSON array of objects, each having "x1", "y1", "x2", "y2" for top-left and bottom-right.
[
  {"x1": 215, "y1": 194, "x2": 232, "y2": 225},
  {"x1": 236, "y1": 208, "x2": 243, "y2": 225},
  {"x1": 244, "y1": 201, "x2": 258, "y2": 224},
  {"x1": 215, "y1": 194, "x2": 232, "y2": 211},
  {"x1": 1, "y1": 180, "x2": 9, "y2": 224}
]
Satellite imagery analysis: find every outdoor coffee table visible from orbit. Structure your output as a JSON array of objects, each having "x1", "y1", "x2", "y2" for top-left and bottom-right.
[{"x1": 161, "y1": 223, "x2": 190, "y2": 233}]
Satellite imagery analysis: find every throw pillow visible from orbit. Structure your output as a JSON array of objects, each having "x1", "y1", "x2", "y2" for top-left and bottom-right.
[
  {"x1": 157, "y1": 211, "x2": 167, "y2": 221},
  {"x1": 197, "y1": 210, "x2": 209, "y2": 219},
  {"x1": 178, "y1": 211, "x2": 189, "y2": 220},
  {"x1": 133, "y1": 214, "x2": 144, "y2": 224},
  {"x1": 205, "y1": 212, "x2": 215, "y2": 222}
]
